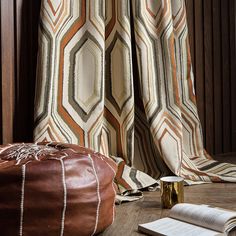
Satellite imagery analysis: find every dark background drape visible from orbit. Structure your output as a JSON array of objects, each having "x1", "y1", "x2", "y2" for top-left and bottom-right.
[{"x1": 0, "y1": 0, "x2": 235, "y2": 156}]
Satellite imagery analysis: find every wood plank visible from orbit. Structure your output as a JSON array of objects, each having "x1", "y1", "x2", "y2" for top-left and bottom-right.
[
  {"x1": 212, "y1": 0, "x2": 223, "y2": 154},
  {"x1": 214, "y1": 152, "x2": 236, "y2": 162},
  {"x1": 13, "y1": 0, "x2": 41, "y2": 142},
  {"x1": 14, "y1": 0, "x2": 25, "y2": 141},
  {"x1": 0, "y1": 0, "x2": 15, "y2": 144},
  {"x1": 229, "y1": 0, "x2": 236, "y2": 152},
  {"x1": 27, "y1": 0, "x2": 41, "y2": 141},
  {"x1": 194, "y1": 0, "x2": 206, "y2": 147},
  {"x1": 204, "y1": 0, "x2": 214, "y2": 155},
  {"x1": 0, "y1": 3, "x2": 2, "y2": 144},
  {"x1": 15, "y1": 0, "x2": 24, "y2": 95},
  {"x1": 221, "y1": 0, "x2": 231, "y2": 153},
  {"x1": 14, "y1": 0, "x2": 31, "y2": 141}
]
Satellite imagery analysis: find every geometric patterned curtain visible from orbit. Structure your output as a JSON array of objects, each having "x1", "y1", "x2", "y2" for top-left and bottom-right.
[{"x1": 34, "y1": 0, "x2": 236, "y2": 191}]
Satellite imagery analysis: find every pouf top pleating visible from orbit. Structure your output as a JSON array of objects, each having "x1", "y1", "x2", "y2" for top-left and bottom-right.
[{"x1": 0, "y1": 142, "x2": 117, "y2": 236}]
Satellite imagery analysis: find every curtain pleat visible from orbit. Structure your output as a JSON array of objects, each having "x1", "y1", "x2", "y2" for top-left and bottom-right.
[{"x1": 34, "y1": 0, "x2": 236, "y2": 193}]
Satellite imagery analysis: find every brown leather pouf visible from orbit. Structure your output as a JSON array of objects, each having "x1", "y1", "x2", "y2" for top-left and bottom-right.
[{"x1": 0, "y1": 142, "x2": 117, "y2": 236}]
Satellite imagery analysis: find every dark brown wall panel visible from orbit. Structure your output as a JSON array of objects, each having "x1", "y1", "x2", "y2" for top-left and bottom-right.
[
  {"x1": 0, "y1": 0, "x2": 15, "y2": 144},
  {"x1": 212, "y1": 0, "x2": 223, "y2": 154},
  {"x1": 0, "y1": 0, "x2": 41, "y2": 144},
  {"x1": 229, "y1": 0, "x2": 236, "y2": 152},
  {"x1": 204, "y1": 0, "x2": 214, "y2": 154},
  {"x1": 0, "y1": 6, "x2": 2, "y2": 144},
  {"x1": 221, "y1": 0, "x2": 231, "y2": 153},
  {"x1": 186, "y1": 0, "x2": 236, "y2": 155},
  {"x1": 14, "y1": 0, "x2": 41, "y2": 142}
]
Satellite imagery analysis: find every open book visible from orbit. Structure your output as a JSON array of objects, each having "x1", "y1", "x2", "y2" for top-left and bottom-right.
[{"x1": 138, "y1": 203, "x2": 236, "y2": 236}]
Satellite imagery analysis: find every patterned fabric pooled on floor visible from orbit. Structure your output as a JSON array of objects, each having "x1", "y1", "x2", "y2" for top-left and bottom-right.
[{"x1": 0, "y1": 142, "x2": 117, "y2": 236}]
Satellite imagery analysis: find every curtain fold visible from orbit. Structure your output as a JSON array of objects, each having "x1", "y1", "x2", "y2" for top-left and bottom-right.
[{"x1": 34, "y1": 0, "x2": 236, "y2": 193}]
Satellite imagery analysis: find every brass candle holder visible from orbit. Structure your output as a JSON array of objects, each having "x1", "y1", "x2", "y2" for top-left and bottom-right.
[{"x1": 160, "y1": 176, "x2": 184, "y2": 209}]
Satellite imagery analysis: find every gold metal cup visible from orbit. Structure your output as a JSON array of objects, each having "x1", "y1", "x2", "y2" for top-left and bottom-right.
[{"x1": 160, "y1": 176, "x2": 184, "y2": 209}]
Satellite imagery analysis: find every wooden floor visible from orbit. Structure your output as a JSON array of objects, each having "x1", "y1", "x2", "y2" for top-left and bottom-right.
[{"x1": 101, "y1": 155, "x2": 236, "y2": 236}]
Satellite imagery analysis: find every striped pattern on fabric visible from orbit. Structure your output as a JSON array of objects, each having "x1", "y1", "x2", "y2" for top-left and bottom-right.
[{"x1": 34, "y1": 0, "x2": 236, "y2": 191}]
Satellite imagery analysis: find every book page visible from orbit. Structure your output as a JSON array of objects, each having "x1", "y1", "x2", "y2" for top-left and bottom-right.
[
  {"x1": 169, "y1": 203, "x2": 236, "y2": 233},
  {"x1": 138, "y1": 217, "x2": 224, "y2": 236}
]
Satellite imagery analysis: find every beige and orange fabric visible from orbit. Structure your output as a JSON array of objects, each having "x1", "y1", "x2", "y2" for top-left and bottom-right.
[
  {"x1": 0, "y1": 142, "x2": 117, "y2": 236},
  {"x1": 34, "y1": 0, "x2": 236, "y2": 191}
]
